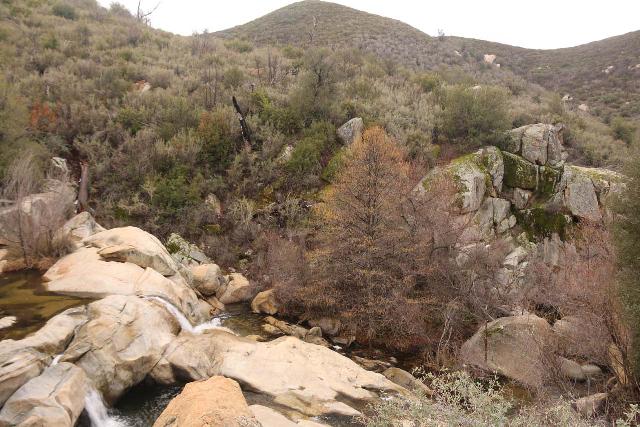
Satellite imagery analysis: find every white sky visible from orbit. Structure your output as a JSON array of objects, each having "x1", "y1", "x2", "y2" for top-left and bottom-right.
[{"x1": 96, "y1": 0, "x2": 640, "y2": 49}]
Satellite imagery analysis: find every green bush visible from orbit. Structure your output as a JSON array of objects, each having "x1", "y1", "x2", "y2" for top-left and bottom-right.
[
  {"x1": 416, "y1": 72, "x2": 442, "y2": 93},
  {"x1": 437, "y1": 85, "x2": 510, "y2": 147},
  {"x1": 197, "y1": 107, "x2": 238, "y2": 170},
  {"x1": 611, "y1": 117, "x2": 636, "y2": 145},
  {"x1": 52, "y1": 3, "x2": 76, "y2": 20},
  {"x1": 286, "y1": 121, "x2": 336, "y2": 181}
]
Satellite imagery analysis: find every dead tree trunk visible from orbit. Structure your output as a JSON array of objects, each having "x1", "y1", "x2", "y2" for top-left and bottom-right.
[
  {"x1": 78, "y1": 161, "x2": 90, "y2": 213},
  {"x1": 232, "y1": 96, "x2": 252, "y2": 147}
]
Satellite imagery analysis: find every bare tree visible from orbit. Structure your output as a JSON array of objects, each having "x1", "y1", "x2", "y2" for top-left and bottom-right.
[
  {"x1": 0, "y1": 152, "x2": 74, "y2": 267},
  {"x1": 136, "y1": 0, "x2": 160, "y2": 24}
]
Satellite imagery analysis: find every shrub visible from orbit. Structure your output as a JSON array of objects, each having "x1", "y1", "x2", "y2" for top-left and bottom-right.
[
  {"x1": 52, "y1": 3, "x2": 76, "y2": 20},
  {"x1": 611, "y1": 117, "x2": 636, "y2": 145},
  {"x1": 362, "y1": 371, "x2": 591, "y2": 427},
  {"x1": 286, "y1": 121, "x2": 336, "y2": 185},
  {"x1": 437, "y1": 85, "x2": 510, "y2": 147},
  {"x1": 197, "y1": 107, "x2": 238, "y2": 170}
]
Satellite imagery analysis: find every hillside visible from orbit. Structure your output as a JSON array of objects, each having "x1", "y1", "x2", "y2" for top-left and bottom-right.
[{"x1": 218, "y1": 1, "x2": 640, "y2": 120}]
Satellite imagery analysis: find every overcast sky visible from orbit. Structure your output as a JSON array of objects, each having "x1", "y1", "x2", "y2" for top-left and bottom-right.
[{"x1": 96, "y1": 0, "x2": 640, "y2": 49}]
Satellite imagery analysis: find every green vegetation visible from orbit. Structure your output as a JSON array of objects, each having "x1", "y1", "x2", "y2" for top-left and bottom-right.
[
  {"x1": 437, "y1": 84, "x2": 510, "y2": 147},
  {"x1": 616, "y1": 148, "x2": 640, "y2": 378}
]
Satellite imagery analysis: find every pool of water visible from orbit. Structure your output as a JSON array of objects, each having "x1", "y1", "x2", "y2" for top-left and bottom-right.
[
  {"x1": 0, "y1": 270, "x2": 93, "y2": 340},
  {"x1": 217, "y1": 303, "x2": 266, "y2": 336}
]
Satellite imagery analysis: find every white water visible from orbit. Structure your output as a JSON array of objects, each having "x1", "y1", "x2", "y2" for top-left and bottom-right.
[
  {"x1": 50, "y1": 354, "x2": 63, "y2": 366},
  {"x1": 145, "y1": 296, "x2": 226, "y2": 334},
  {"x1": 85, "y1": 387, "x2": 128, "y2": 427}
]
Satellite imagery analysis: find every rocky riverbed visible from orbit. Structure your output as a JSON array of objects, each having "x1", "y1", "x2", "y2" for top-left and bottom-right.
[{"x1": 0, "y1": 214, "x2": 411, "y2": 427}]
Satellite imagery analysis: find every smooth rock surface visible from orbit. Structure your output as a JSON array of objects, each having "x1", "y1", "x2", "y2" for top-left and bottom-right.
[
  {"x1": 0, "y1": 362, "x2": 86, "y2": 427},
  {"x1": 84, "y1": 226, "x2": 181, "y2": 276},
  {"x1": 153, "y1": 376, "x2": 259, "y2": 427},
  {"x1": 460, "y1": 314, "x2": 555, "y2": 388},
  {"x1": 60, "y1": 295, "x2": 177, "y2": 404}
]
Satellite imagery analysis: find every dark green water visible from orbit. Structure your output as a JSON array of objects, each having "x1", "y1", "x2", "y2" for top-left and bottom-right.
[{"x1": 0, "y1": 270, "x2": 92, "y2": 340}]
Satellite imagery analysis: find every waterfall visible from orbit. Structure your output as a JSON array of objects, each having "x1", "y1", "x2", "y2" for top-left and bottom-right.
[
  {"x1": 84, "y1": 387, "x2": 127, "y2": 427},
  {"x1": 144, "y1": 296, "x2": 227, "y2": 334},
  {"x1": 50, "y1": 354, "x2": 63, "y2": 366}
]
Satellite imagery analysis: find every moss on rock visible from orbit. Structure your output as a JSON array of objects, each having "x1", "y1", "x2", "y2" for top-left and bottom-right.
[
  {"x1": 515, "y1": 208, "x2": 571, "y2": 241},
  {"x1": 503, "y1": 152, "x2": 538, "y2": 190}
]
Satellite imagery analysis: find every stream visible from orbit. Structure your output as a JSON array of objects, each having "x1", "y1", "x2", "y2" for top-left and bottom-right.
[{"x1": 0, "y1": 271, "x2": 397, "y2": 426}]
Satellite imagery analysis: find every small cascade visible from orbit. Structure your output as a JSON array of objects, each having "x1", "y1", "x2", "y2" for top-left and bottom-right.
[
  {"x1": 85, "y1": 387, "x2": 127, "y2": 427},
  {"x1": 50, "y1": 354, "x2": 63, "y2": 366},
  {"x1": 144, "y1": 296, "x2": 226, "y2": 334}
]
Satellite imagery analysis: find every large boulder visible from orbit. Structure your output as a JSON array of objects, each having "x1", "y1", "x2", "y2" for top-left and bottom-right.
[
  {"x1": 55, "y1": 212, "x2": 105, "y2": 249},
  {"x1": 0, "y1": 362, "x2": 86, "y2": 427},
  {"x1": 218, "y1": 273, "x2": 255, "y2": 304},
  {"x1": 150, "y1": 331, "x2": 224, "y2": 384},
  {"x1": 460, "y1": 314, "x2": 555, "y2": 388},
  {"x1": 520, "y1": 124, "x2": 549, "y2": 165},
  {"x1": 43, "y1": 247, "x2": 207, "y2": 324},
  {"x1": 337, "y1": 117, "x2": 364, "y2": 145},
  {"x1": 215, "y1": 334, "x2": 403, "y2": 416},
  {"x1": 190, "y1": 263, "x2": 226, "y2": 297},
  {"x1": 60, "y1": 295, "x2": 178, "y2": 404},
  {"x1": 251, "y1": 289, "x2": 279, "y2": 315},
  {"x1": 153, "y1": 376, "x2": 259, "y2": 427},
  {"x1": 84, "y1": 226, "x2": 182, "y2": 276},
  {"x1": 560, "y1": 166, "x2": 602, "y2": 222}
]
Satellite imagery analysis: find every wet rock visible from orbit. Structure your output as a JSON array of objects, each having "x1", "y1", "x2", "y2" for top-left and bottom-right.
[
  {"x1": 0, "y1": 362, "x2": 86, "y2": 427},
  {"x1": 251, "y1": 289, "x2": 279, "y2": 315},
  {"x1": 352, "y1": 355, "x2": 392, "y2": 373},
  {"x1": 153, "y1": 376, "x2": 259, "y2": 427}
]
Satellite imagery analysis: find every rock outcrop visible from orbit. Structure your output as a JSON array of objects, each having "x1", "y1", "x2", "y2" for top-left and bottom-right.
[
  {"x1": 215, "y1": 334, "x2": 403, "y2": 416},
  {"x1": 191, "y1": 263, "x2": 226, "y2": 297},
  {"x1": 153, "y1": 376, "x2": 259, "y2": 427},
  {"x1": 55, "y1": 212, "x2": 105, "y2": 249}
]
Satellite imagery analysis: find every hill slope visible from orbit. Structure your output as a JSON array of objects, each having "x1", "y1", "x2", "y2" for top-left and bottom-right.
[{"x1": 218, "y1": 1, "x2": 640, "y2": 120}]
